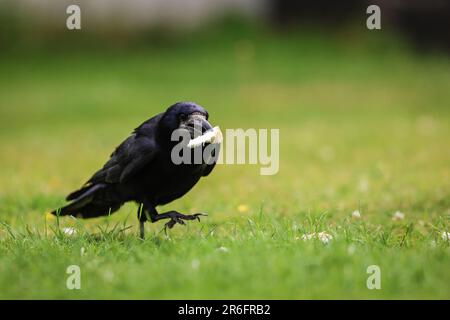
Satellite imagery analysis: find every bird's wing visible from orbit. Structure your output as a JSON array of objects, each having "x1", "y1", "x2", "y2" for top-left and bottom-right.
[{"x1": 87, "y1": 134, "x2": 157, "y2": 185}]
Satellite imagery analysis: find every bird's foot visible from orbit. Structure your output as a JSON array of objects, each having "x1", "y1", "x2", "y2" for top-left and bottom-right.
[{"x1": 161, "y1": 212, "x2": 207, "y2": 232}]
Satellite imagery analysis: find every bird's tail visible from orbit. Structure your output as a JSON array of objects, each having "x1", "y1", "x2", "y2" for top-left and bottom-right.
[{"x1": 51, "y1": 183, "x2": 122, "y2": 218}]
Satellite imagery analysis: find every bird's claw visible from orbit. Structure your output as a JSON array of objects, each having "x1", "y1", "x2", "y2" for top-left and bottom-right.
[
  {"x1": 163, "y1": 213, "x2": 207, "y2": 232},
  {"x1": 192, "y1": 213, "x2": 207, "y2": 222}
]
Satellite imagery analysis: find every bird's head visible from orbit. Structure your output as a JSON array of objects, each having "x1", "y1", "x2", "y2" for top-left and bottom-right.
[{"x1": 160, "y1": 102, "x2": 213, "y2": 139}]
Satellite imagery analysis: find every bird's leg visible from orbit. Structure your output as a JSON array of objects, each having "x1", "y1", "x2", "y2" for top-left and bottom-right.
[
  {"x1": 139, "y1": 221, "x2": 145, "y2": 240},
  {"x1": 137, "y1": 204, "x2": 146, "y2": 239},
  {"x1": 151, "y1": 210, "x2": 207, "y2": 231},
  {"x1": 137, "y1": 203, "x2": 158, "y2": 240}
]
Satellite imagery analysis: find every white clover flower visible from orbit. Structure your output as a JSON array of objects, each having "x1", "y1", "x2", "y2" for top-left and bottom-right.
[
  {"x1": 191, "y1": 259, "x2": 200, "y2": 270},
  {"x1": 103, "y1": 270, "x2": 114, "y2": 282},
  {"x1": 392, "y1": 211, "x2": 405, "y2": 221},
  {"x1": 301, "y1": 232, "x2": 333, "y2": 244},
  {"x1": 441, "y1": 231, "x2": 450, "y2": 241},
  {"x1": 352, "y1": 210, "x2": 361, "y2": 219},
  {"x1": 358, "y1": 178, "x2": 369, "y2": 192},
  {"x1": 301, "y1": 233, "x2": 316, "y2": 241},
  {"x1": 347, "y1": 244, "x2": 356, "y2": 255},
  {"x1": 319, "y1": 146, "x2": 334, "y2": 162},
  {"x1": 62, "y1": 227, "x2": 76, "y2": 236},
  {"x1": 317, "y1": 232, "x2": 333, "y2": 244}
]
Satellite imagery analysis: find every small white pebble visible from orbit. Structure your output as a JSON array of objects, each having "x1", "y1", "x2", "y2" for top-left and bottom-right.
[
  {"x1": 63, "y1": 227, "x2": 76, "y2": 236},
  {"x1": 352, "y1": 210, "x2": 361, "y2": 218},
  {"x1": 392, "y1": 211, "x2": 405, "y2": 221}
]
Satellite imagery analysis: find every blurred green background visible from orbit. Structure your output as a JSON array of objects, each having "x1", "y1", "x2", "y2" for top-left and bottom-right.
[{"x1": 0, "y1": 0, "x2": 449, "y2": 299}]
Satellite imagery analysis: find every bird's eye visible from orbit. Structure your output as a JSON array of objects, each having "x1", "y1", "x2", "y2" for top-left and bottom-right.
[{"x1": 179, "y1": 113, "x2": 187, "y2": 121}]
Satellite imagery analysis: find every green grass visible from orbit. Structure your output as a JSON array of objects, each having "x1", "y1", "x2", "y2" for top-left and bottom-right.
[{"x1": 0, "y1": 28, "x2": 449, "y2": 299}]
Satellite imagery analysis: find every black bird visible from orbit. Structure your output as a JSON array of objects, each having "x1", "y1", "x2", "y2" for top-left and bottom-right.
[{"x1": 52, "y1": 102, "x2": 220, "y2": 239}]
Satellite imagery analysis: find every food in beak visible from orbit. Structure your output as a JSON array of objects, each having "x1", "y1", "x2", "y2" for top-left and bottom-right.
[{"x1": 187, "y1": 126, "x2": 223, "y2": 148}]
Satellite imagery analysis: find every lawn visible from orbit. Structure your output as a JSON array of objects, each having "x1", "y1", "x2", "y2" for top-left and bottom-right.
[{"x1": 0, "y1": 28, "x2": 449, "y2": 299}]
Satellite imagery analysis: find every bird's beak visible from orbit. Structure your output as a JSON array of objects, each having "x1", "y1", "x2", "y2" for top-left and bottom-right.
[
  {"x1": 185, "y1": 114, "x2": 213, "y2": 137},
  {"x1": 199, "y1": 118, "x2": 212, "y2": 132}
]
